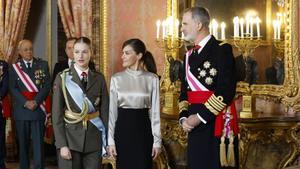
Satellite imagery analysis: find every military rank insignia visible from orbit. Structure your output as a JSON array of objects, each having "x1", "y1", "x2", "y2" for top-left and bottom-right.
[{"x1": 35, "y1": 69, "x2": 46, "y2": 87}]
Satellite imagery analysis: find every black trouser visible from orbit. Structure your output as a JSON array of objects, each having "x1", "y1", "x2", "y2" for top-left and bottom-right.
[
  {"x1": 0, "y1": 114, "x2": 5, "y2": 169},
  {"x1": 58, "y1": 150, "x2": 101, "y2": 169},
  {"x1": 15, "y1": 120, "x2": 45, "y2": 169}
]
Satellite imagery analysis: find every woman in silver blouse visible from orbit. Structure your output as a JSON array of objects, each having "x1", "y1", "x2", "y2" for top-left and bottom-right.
[{"x1": 107, "y1": 39, "x2": 161, "y2": 169}]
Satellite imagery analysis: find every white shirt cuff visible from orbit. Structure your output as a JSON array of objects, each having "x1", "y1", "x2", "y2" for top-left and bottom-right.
[
  {"x1": 196, "y1": 113, "x2": 207, "y2": 124},
  {"x1": 179, "y1": 117, "x2": 187, "y2": 125}
]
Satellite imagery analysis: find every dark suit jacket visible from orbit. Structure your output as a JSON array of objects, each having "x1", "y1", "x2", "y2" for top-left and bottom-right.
[
  {"x1": 0, "y1": 60, "x2": 8, "y2": 114},
  {"x1": 9, "y1": 58, "x2": 51, "y2": 120},
  {"x1": 52, "y1": 60, "x2": 96, "y2": 85},
  {"x1": 52, "y1": 65, "x2": 109, "y2": 153},
  {"x1": 179, "y1": 36, "x2": 236, "y2": 123}
]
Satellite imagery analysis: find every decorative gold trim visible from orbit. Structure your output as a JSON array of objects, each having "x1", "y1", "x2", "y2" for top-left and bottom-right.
[
  {"x1": 204, "y1": 102, "x2": 219, "y2": 115},
  {"x1": 239, "y1": 120, "x2": 300, "y2": 169},
  {"x1": 47, "y1": 0, "x2": 52, "y2": 71},
  {"x1": 100, "y1": 0, "x2": 108, "y2": 79},
  {"x1": 167, "y1": 0, "x2": 172, "y2": 17},
  {"x1": 161, "y1": 117, "x2": 187, "y2": 147},
  {"x1": 179, "y1": 100, "x2": 189, "y2": 112}
]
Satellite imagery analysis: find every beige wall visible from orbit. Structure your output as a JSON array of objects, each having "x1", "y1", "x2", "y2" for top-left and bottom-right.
[{"x1": 107, "y1": 0, "x2": 166, "y2": 77}]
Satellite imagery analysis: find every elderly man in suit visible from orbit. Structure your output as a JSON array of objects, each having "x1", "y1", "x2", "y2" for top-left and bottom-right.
[
  {"x1": 52, "y1": 37, "x2": 109, "y2": 169},
  {"x1": 0, "y1": 59, "x2": 9, "y2": 169},
  {"x1": 9, "y1": 39, "x2": 51, "y2": 169},
  {"x1": 52, "y1": 38, "x2": 95, "y2": 85}
]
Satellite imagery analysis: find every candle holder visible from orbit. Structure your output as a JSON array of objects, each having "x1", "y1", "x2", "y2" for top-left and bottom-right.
[
  {"x1": 231, "y1": 35, "x2": 262, "y2": 118},
  {"x1": 156, "y1": 35, "x2": 184, "y2": 115},
  {"x1": 273, "y1": 39, "x2": 285, "y2": 59},
  {"x1": 233, "y1": 34, "x2": 262, "y2": 57}
]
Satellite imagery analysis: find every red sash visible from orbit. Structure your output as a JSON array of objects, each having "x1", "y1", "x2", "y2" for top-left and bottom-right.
[
  {"x1": 187, "y1": 91, "x2": 239, "y2": 137},
  {"x1": 21, "y1": 92, "x2": 51, "y2": 114}
]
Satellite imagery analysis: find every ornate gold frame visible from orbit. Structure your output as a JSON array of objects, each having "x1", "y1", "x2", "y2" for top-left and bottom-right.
[
  {"x1": 100, "y1": 0, "x2": 109, "y2": 79},
  {"x1": 250, "y1": 0, "x2": 300, "y2": 111},
  {"x1": 183, "y1": 0, "x2": 300, "y2": 112}
]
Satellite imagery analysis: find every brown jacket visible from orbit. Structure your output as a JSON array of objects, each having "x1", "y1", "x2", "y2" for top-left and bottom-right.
[{"x1": 52, "y1": 65, "x2": 109, "y2": 153}]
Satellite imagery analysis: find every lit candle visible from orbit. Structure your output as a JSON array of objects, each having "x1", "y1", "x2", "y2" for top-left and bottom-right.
[
  {"x1": 211, "y1": 19, "x2": 218, "y2": 39},
  {"x1": 246, "y1": 14, "x2": 250, "y2": 34},
  {"x1": 175, "y1": 19, "x2": 179, "y2": 38},
  {"x1": 221, "y1": 22, "x2": 226, "y2": 40},
  {"x1": 215, "y1": 22, "x2": 219, "y2": 39},
  {"x1": 233, "y1": 16, "x2": 239, "y2": 38},
  {"x1": 156, "y1": 20, "x2": 161, "y2": 39},
  {"x1": 167, "y1": 16, "x2": 173, "y2": 36},
  {"x1": 276, "y1": 12, "x2": 282, "y2": 22},
  {"x1": 239, "y1": 18, "x2": 244, "y2": 38},
  {"x1": 255, "y1": 16, "x2": 261, "y2": 37},
  {"x1": 162, "y1": 20, "x2": 166, "y2": 38},
  {"x1": 181, "y1": 32, "x2": 184, "y2": 39},
  {"x1": 273, "y1": 20, "x2": 277, "y2": 40},
  {"x1": 209, "y1": 23, "x2": 212, "y2": 35},
  {"x1": 250, "y1": 17, "x2": 254, "y2": 37},
  {"x1": 277, "y1": 20, "x2": 281, "y2": 40}
]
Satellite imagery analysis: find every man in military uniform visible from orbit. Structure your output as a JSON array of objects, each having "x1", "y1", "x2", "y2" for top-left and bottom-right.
[
  {"x1": 179, "y1": 7, "x2": 239, "y2": 169},
  {"x1": 52, "y1": 37, "x2": 109, "y2": 169},
  {"x1": 9, "y1": 39, "x2": 51, "y2": 169},
  {"x1": 0, "y1": 58, "x2": 9, "y2": 169}
]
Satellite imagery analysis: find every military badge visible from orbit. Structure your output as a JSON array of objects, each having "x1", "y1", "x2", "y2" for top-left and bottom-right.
[
  {"x1": 94, "y1": 97, "x2": 100, "y2": 107},
  {"x1": 205, "y1": 77, "x2": 213, "y2": 85},
  {"x1": 209, "y1": 68, "x2": 217, "y2": 76},
  {"x1": 199, "y1": 70, "x2": 206, "y2": 77},
  {"x1": 35, "y1": 69, "x2": 46, "y2": 87},
  {"x1": 203, "y1": 61, "x2": 211, "y2": 69}
]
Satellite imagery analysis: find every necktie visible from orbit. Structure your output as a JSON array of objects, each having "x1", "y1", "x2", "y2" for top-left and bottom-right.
[
  {"x1": 193, "y1": 45, "x2": 201, "y2": 53},
  {"x1": 27, "y1": 62, "x2": 31, "y2": 70},
  {"x1": 81, "y1": 72, "x2": 88, "y2": 89}
]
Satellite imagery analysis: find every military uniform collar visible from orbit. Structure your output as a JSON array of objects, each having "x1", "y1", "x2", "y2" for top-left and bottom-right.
[
  {"x1": 74, "y1": 64, "x2": 89, "y2": 80},
  {"x1": 195, "y1": 34, "x2": 211, "y2": 54},
  {"x1": 70, "y1": 64, "x2": 97, "y2": 91},
  {"x1": 22, "y1": 59, "x2": 33, "y2": 68}
]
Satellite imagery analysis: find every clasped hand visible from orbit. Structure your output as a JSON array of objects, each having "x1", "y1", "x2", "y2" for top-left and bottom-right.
[
  {"x1": 181, "y1": 114, "x2": 201, "y2": 132},
  {"x1": 24, "y1": 100, "x2": 37, "y2": 111}
]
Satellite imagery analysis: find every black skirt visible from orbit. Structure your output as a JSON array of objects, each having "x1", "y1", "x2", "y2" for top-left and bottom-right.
[{"x1": 115, "y1": 108, "x2": 153, "y2": 169}]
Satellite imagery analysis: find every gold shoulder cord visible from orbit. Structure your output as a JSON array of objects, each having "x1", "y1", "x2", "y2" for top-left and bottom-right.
[{"x1": 61, "y1": 70, "x2": 89, "y2": 124}]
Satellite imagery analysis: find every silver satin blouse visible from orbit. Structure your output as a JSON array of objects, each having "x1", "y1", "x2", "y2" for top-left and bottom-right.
[{"x1": 108, "y1": 68, "x2": 161, "y2": 148}]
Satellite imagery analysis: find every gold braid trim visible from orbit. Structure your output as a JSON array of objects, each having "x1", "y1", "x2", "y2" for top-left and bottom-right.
[
  {"x1": 61, "y1": 70, "x2": 93, "y2": 129},
  {"x1": 207, "y1": 99, "x2": 223, "y2": 111},
  {"x1": 210, "y1": 95, "x2": 226, "y2": 110},
  {"x1": 179, "y1": 100, "x2": 189, "y2": 112},
  {"x1": 204, "y1": 94, "x2": 226, "y2": 115},
  {"x1": 204, "y1": 102, "x2": 219, "y2": 115}
]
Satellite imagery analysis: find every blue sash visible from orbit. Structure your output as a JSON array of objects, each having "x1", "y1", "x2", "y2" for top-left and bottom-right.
[{"x1": 64, "y1": 74, "x2": 107, "y2": 155}]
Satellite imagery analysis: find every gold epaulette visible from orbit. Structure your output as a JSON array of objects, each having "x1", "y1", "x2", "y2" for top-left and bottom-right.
[
  {"x1": 219, "y1": 42, "x2": 227, "y2": 46},
  {"x1": 179, "y1": 100, "x2": 189, "y2": 113},
  {"x1": 204, "y1": 94, "x2": 226, "y2": 115}
]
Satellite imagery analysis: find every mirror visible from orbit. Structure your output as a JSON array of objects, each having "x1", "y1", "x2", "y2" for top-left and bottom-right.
[{"x1": 177, "y1": 0, "x2": 300, "y2": 112}]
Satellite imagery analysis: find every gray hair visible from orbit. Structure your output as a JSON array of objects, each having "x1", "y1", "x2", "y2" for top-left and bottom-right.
[
  {"x1": 184, "y1": 7, "x2": 210, "y2": 28},
  {"x1": 18, "y1": 39, "x2": 32, "y2": 51}
]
